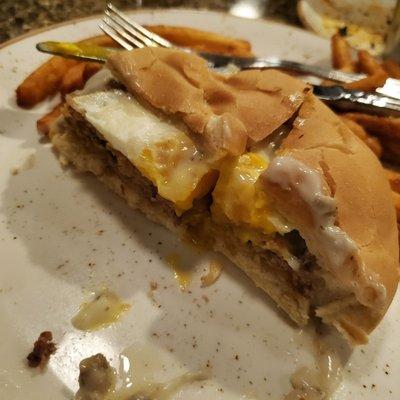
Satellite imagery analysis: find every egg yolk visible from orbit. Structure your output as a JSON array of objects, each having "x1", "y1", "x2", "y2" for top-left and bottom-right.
[
  {"x1": 136, "y1": 135, "x2": 217, "y2": 215},
  {"x1": 211, "y1": 152, "x2": 276, "y2": 234}
]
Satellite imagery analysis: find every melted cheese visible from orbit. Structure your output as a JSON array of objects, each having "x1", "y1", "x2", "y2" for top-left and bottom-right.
[
  {"x1": 69, "y1": 90, "x2": 216, "y2": 214},
  {"x1": 72, "y1": 288, "x2": 130, "y2": 331},
  {"x1": 264, "y1": 156, "x2": 386, "y2": 305},
  {"x1": 211, "y1": 152, "x2": 278, "y2": 235}
]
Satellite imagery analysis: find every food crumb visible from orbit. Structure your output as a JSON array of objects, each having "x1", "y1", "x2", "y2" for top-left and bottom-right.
[
  {"x1": 10, "y1": 152, "x2": 36, "y2": 175},
  {"x1": 201, "y1": 259, "x2": 223, "y2": 287},
  {"x1": 26, "y1": 331, "x2": 56, "y2": 369}
]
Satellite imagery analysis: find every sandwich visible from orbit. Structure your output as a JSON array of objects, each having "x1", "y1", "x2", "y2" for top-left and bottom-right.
[{"x1": 48, "y1": 47, "x2": 399, "y2": 345}]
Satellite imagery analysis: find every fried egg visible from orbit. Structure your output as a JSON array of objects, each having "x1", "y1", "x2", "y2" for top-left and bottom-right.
[
  {"x1": 211, "y1": 152, "x2": 280, "y2": 235},
  {"x1": 69, "y1": 89, "x2": 217, "y2": 214}
]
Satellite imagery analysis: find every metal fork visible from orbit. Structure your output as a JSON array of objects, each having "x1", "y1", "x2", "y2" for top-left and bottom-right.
[
  {"x1": 99, "y1": 3, "x2": 172, "y2": 49},
  {"x1": 96, "y1": 4, "x2": 400, "y2": 116},
  {"x1": 98, "y1": 3, "x2": 400, "y2": 99},
  {"x1": 35, "y1": 5, "x2": 400, "y2": 116},
  {"x1": 99, "y1": 4, "x2": 366, "y2": 82}
]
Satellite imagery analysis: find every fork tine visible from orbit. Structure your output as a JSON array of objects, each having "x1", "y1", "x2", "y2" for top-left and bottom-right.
[
  {"x1": 99, "y1": 22, "x2": 134, "y2": 50},
  {"x1": 105, "y1": 9, "x2": 157, "y2": 48},
  {"x1": 106, "y1": 3, "x2": 172, "y2": 48},
  {"x1": 102, "y1": 16, "x2": 145, "y2": 49}
]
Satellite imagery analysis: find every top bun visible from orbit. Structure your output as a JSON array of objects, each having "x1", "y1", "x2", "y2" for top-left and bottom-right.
[
  {"x1": 262, "y1": 93, "x2": 399, "y2": 344},
  {"x1": 107, "y1": 47, "x2": 310, "y2": 156}
]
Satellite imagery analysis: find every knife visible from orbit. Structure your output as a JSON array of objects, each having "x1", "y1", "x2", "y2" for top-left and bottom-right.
[
  {"x1": 36, "y1": 41, "x2": 400, "y2": 117},
  {"x1": 312, "y1": 85, "x2": 400, "y2": 117}
]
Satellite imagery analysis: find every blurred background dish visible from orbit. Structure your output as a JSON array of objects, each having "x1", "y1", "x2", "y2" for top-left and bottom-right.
[{"x1": 297, "y1": 0, "x2": 397, "y2": 55}]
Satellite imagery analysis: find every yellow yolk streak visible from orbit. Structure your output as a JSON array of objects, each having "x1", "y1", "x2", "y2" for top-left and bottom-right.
[
  {"x1": 212, "y1": 152, "x2": 277, "y2": 235},
  {"x1": 138, "y1": 137, "x2": 218, "y2": 215},
  {"x1": 165, "y1": 253, "x2": 191, "y2": 291}
]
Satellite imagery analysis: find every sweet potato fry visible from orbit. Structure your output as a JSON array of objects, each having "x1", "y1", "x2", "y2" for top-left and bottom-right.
[
  {"x1": 36, "y1": 103, "x2": 64, "y2": 136},
  {"x1": 382, "y1": 59, "x2": 400, "y2": 79},
  {"x1": 385, "y1": 167, "x2": 400, "y2": 193},
  {"x1": 60, "y1": 60, "x2": 102, "y2": 95},
  {"x1": 331, "y1": 33, "x2": 355, "y2": 72},
  {"x1": 60, "y1": 63, "x2": 87, "y2": 95},
  {"x1": 343, "y1": 113, "x2": 400, "y2": 140},
  {"x1": 343, "y1": 69, "x2": 388, "y2": 92},
  {"x1": 16, "y1": 57, "x2": 79, "y2": 108},
  {"x1": 357, "y1": 50, "x2": 385, "y2": 75},
  {"x1": 341, "y1": 116, "x2": 382, "y2": 157},
  {"x1": 145, "y1": 25, "x2": 252, "y2": 56},
  {"x1": 343, "y1": 112, "x2": 400, "y2": 163},
  {"x1": 380, "y1": 137, "x2": 400, "y2": 164},
  {"x1": 393, "y1": 191, "x2": 400, "y2": 220},
  {"x1": 79, "y1": 34, "x2": 120, "y2": 48},
  {"x1": 16, "y1": 35, "x2": 119, "y2": 109},
  {"x1": 83, "y1": 62, "x2": 103, "y2": 81}
]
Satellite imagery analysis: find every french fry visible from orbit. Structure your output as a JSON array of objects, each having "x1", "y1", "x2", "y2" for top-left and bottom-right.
[
  {"x1": 331, "y1": 33, "x2": 355, "y2": 72},
  {"x1": 16, "y1": 34, "x2": 120, "y2": 109},
  {"x1": 380, "y1": 137, "x2": 400, "y2": 164},
  {"x1": 60, "y1": 63, "x2": 87, "y2": 95},
  {"x1": 341, "y1": 116, "x2": 382, "y2": 157},
  {"x1": 343, "y1": 112, "x2": 400, "y2": 163},
  {"x1": 330, "y1": 36, "x2": 388, "y2": 92},
  {"x1": 343, "y1": 113, "x2": 400, "y2": 140},
  {"x1": 385, "y1": 167, "x2": 400, "y2": 193},
  {"x1": 83, "y1": 62, "x2": 103, "y2": 81},
  {"x1": 60, "y1": 59, "x2": 103, "y2": 96},
  {"x1": 36, "y1": 103, "x2": 64, "y2": 136},
  {"x1": 382, "y1": 59, "x2": 400, "y2": 79},
  {"x1": 393, "y1": 191, "x2": 400, "y2": 220},
  {"x1": 343, "y1": 69, "x2": 388, "y2": 92},
  {"x1": 398, "y1": 223, "x2": 400, "y2": 245},
  {"x1": 79, "y1": 34, "x2": 120, "y2": 48},
  {"x1": 357, "y1": 50, "x2": 385, "y2": 75},
  {"x1": 16, "y1": 57, "x2": 79, "y2": 108},
  {"x1": 145, "y1": 25, "x2": 252, "y2": 56}
]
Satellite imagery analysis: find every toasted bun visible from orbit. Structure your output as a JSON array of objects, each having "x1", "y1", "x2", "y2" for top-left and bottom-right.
[
  {"x1": 261, "y1": 93, "x2": 399, "y2": 344},
  {"x1": 107, "y1": 47, "x2": 310, "y2": 156}
]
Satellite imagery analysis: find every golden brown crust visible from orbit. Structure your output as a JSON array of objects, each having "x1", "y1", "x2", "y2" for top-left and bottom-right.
[
  {"x1": 106, "y1": 47, "x2": 310, "y2": 156},
  {"x1": 262, "y1": 94, "x2": 399, "y2": 343}
]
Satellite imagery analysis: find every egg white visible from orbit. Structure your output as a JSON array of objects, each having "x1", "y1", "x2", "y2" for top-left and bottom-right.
[{"x1": 69, "y1": 88, "x2": 214, "y2": 212}]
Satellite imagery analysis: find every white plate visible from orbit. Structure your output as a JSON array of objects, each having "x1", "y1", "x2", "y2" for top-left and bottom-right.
[{"x1": 0, "y1": 8, "x2": 399, "y2": 400}]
